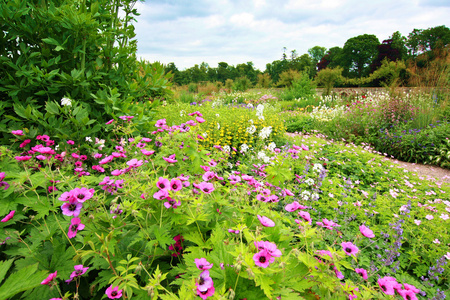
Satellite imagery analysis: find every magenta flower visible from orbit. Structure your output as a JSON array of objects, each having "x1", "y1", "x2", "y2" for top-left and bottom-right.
[
  {"x1": 71, "y1": 187, "x2": 94, "y2": 202},
  {"x1": 196, "y1": 116, "x2": 206, "y2": 123},
  {"x1": 284, "y1": 189, "x2": 295, "y2": 196},
  {"x1": 163, "y1": 198, "x2": 181, "y2": 209},
  {"x1": 355, "y1": 268, "x2": 368, "y2": 280},
  {"x1": 194, "y1": 182, "x2": 215, "y2": 194},
  {"x1": 163, "y1": 154, "x2": 177, "y2": 163},
  {"x1": 170, "y1": 179, "x2": 183, "y2": 192},
  {"x1": 257, "y1": 215, "x2": 275, "y2": 227},
  {"x1": 195, "y1": 258, "x2": 213, "y2": 270},
  {"x1": 12, "y1": 129, "x2": 24, "y2": 135},
  {"x1": 301, "y1": 144, "x2": 309, "y2": 151},
  {"x1": 1, "y1": 210, "x2": 15, "y2": 222},
  {"x1": 253, "y1": 250, "x2": 272, "y2": 268},
  {"x1": 285, "y1": 201, "x2": 306, "y2": 212},
  {"x1": 105, "y1": 285, "x2": 123, "y2": 299},
  {"x1": 297, "y1": 211, "x2": 312, "y2": 224},
  {"x1": 19, "y1": 139, "x2": 31, "y2": 148},
  {"x1": 67, "y1": 140, "x2": 75, "y2": 145},
  {"x1": 68, "y1": 217, "x2": 85, "y2": 238},
  {"x1": 197, "y1": 284, "x2": 215, "y2": 299},
  {"x1": 197, "y1": 270, "x2": 213, "y2": 292},
  {"x1": 41, "y1": 271, "x2": 57, "y2": 285},
  {"x1": 99, "y1": 155, "x2": 114, "y2": 165},
  {"x1": 106, "y1": 119, "x2": 114, "y2": 125},
  {"x1": 254, "y1": 241, "x2": 281, "y2": 257},
  {"x1": 111, "y1": 169, "x2": 123, "y2": 176},
  {"x1": 15, "y1": 155, "x2": 32, "y2": 161},
  {"x1": 141, "y1": 149, "x2": 155, "y2": 156},
  {"x1": 127, "y1": 158, "x2": 143, "y2": 168},
  {"x1": 378, "y1": 276, "x2": 400, "y2": 295},
  {"x1": 153, "y1": 189, "x2": 169, "y2": 200},
  {"x1": 156, "y1": 177, "x2": 170, "y2": 190},
  {"x1": 66, "y1": 265, "x2": 89, "y2": 283},
  {"x1": 228, "y1": 174, "x2": 241, "y2": 184},
  {"x1": 341, "y1": 242, "x2": 359, "y2": 256},
  {"x1": 397, "y1": 289, "x2": 418, "y2": 300},
  {"x1": 334, "y1": 266, "x2": 344, "y2": 279},
  {"x1": 403, "y1": 283, "x2": 419, "y2": 293},
  {"x1": 155, "y1": 118, "x2": 167, "y2": 128},
  {"x1": 202, "y1": 171, "x2": 216, "y2": 181},
  {"x1": 316, "y1": 250, "x2": 332, "y2": 259},
  {"x1": 359, "y1": 224, "x2": 375, "y2": 238},
  {"x1": 61, "y1": 198, "x2": 82, "y2": 217}
]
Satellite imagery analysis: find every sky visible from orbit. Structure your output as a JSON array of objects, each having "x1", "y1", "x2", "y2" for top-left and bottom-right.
[{"x1": 132, "y1": 0, "x2": 450, "y2": 71}]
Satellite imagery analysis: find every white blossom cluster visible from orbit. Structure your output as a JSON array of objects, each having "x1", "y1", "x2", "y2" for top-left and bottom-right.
[
  {"x1": 258, "y1": 126, "x2": 272, "y2": 140},
  {"x1": 223, "y1": 145, "x2": 231, "y2": 153},
  {"x1": 246, "y1": 125, "x2": 256, "y2": 135},
  {"x1": 304, "y1": 178, "x2": 315, "y2": 186},
  {"x1": 257, "y1": 150, "x2": 271, "y2": 163},
  {"x1": 240, "y1": 143, "x2": 249, "y2": 153},
  {"x1": 61, "y1": 97, "x2": 72, "y2": 107},
  {"x1": 267, "y1": 142, "x2": 276, "y2": 151},
  {"x1": 312, "y1": 163, "x2": 324, "y2": 173},
  {"x1": 256, "y1": 104, "x2": 265, "y2": 120}
]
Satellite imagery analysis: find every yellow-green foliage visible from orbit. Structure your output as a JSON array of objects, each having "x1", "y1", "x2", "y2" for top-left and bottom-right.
[{"x1": 156, "y1": 102, "x2": 286, "y2": 154}]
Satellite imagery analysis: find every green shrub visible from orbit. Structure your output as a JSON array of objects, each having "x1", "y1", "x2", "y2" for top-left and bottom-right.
[
  {"x1": 233, "y1": 76, "x2": 252, "y2": 92},
  {"x1": 279, "y1": 74, "x2": 317, "y2": 101}
]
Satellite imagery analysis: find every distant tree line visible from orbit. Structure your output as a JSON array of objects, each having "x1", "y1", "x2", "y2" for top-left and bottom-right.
[{"x1": 164, "y1": 25, "x2": 450, "y2": 87}]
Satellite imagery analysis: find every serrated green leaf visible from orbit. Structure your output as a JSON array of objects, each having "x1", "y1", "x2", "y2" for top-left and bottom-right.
[
  {"x1": 45, "y1": 101, "x2": 60, "y2": 115},
  {"x1": 0, "y1": 259, "x2": 15, "y2": 284},
  {"x1": 0, "y1": 263, "x2": 46, "y2": 299}
]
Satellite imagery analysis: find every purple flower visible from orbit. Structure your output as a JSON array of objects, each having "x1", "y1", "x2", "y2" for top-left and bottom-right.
[
  {"x1": 341, "y1": 242, "x2": 359, "y2": 256},
  {"x1": 68, "y1": 217, "x2": 85, "y2": 238},
  {"x1": 257, "y1": 215, "x2": 275, "y2": 227},
  {"x1": 61, "y1": 198, "x2": 82, "y2": 217},
  {"x1": 195, "y1": 258, "x2": 213, "y2": 270},
  {"x1": 65, "y1": 265, "x2": 89, "y2": 283}
]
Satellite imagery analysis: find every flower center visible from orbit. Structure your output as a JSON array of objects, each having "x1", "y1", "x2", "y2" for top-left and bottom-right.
[
  {"x1": 78, "y1": 194, "x2": 85, "y2": 199},
  {"x1": 69, "y1": 204, "x2": 77, "y2": 211},
  {"x1": 111, "y1": 291, "x2": 117, "y2": 296},
  {"x1": 381, "y1": 285, "x2": 386, "y2": 291},
  {"x1": 345, "y1": 247, "x2": 351, "y2": 253},
  {"x1": 259, "y1": 256, "x2": 267, "y2": 263},
  {"x1": 199, "y1": 277, "x2": 205, "y2": 285}
]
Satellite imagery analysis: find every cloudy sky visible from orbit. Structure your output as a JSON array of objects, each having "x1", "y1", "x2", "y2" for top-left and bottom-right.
[{"x1": 133, "y1": 0, "x2": 450, "y2": 71}]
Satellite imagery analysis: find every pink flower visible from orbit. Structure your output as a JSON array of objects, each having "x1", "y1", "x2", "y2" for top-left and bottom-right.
[
  {"x1": 257, "y1": 215, "x2": 275, "y2": 227},
  {"x1": 155, "y1": 119, "x2": 167, "y2": 127},
  {"x1": 61, "y1": 198, "x2": 82, "y2": 217},
  {"x1": 359, "y1": 224, "x2": 375, "y2": 238},
  {"x1": 163, "y1": 154, "x2": 177, "y2": 163},
  {"x1": 196, "y1": 116, "x2": 206, "y2": 123},
  {"x1": 19, "y1": 139, "x2": 31, "y2": 148},
  {"x1": 284, "y1": 189, "x2": 295, "y2": 196},
  {"x1": 397, "y1": 289, "x2": 418, "y2": 300},
  {"x1": 254, "y1": 241, "x2": 282, "y2": 257},
  {"x1": 334, "y1": 266, "x2": 344, "y2": 279},
  {"x1": 153, "y1": 189, "x2": 169, "y2": 200},
  {"x1": 197, "y1": 283, "x2": 215, "y2": 299},
  {"x1": 1, "y1": 210, "x2": 15, "y2": 222},
  {"x1": 15, "y1": 155, "x2": 32, "y2": 161},
  {"x1": 12, "y1": 129, "x2": 24, "y2": 135},
  {"x1": 285, "y1": 201, "x2": 304, "y2": 212},
  {"x1": 378, "y1": 276, "x2": 400, "y2": 295},
  {"x1": 301, "y1": 144, "x2": 309, "y2": 151},
  {"x1": 141, "y1": 149, "x2": 155, "y2": 156},
  {"x1": 106, "y1": 119, "x2": 115, "y2": 125},
  {"x1": 414, "y1": 219, "x2": 421, "y2": 225},
  {"x1": 71, "y1": 187, "x2": 94, "y2": 202},
  {"x1": 253, "y1": 250, "x2": 272, "y2": 268},
  {"x1": 156, "y1": 177, "x2": 170, "y2": 190},
  {"x1": 228, "y1": 175, "x2": 241, "y2": 185},
  {"x1": 67, "y1": 140, "x2": 75, "y2": 145},
  {"x1": 41, "y1": 271, "x2": 57, "y2": 285},
  {"x1": 425, "y1": 215, "x2": 434, "y2": 220},
  {"x1": 195, "y1": 258, "x2": 213, "y2": 270},
  {"x1": 197, "y1": 270, "x2": 213, "y2": 292},
  {"x1": 170, "y1": 179, "x2": 183, "y2": 192},
  {"x1": 127, "y1": 158, "x2": 143, "y2": 168},
  {"x1": 105, "y1": 285, "x2": 123, "y2": 299},
  {"x1": 341, "y1": 242, "x2": 359, "y2": 256},
  {"x1": 99, "y1": 155, "x2": 114, "y2": 165},
  {"x1": 163, "y1": 198, "x2": 181, "y2": 209},
  {"x1": 202, "y1": 171, "x2": 216, "y2": 181},
  {"x1": 68, "y1": 217, "x2": 85, "y2": 238},
  {"x1": 66, "y1": 265, "x2": 89, "y2": 283},
  {"x1": 355, "y1": 268, "x2": 368, "y2": 280},
  {"x1": 297, "y1": 211, "x2": 312, "y2": 224},
  {"x1": 193, "y1": 182, "x2": 215, "y2": 194}
]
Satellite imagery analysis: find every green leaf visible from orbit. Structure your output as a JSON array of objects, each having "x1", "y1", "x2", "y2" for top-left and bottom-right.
[
  {"x1": 0, "y1": 263, "x2": 46, "y2": 299},
  {"x1": 0, "y1": 259, "x2": 15, "y2": 284},
  {"x1": 42, "y1": 38, "x2": 60, "y2": 46}
]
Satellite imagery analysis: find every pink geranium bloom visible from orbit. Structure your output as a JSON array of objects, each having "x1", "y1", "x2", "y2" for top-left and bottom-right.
[
  {"x1": 317, "y1": 250, "x2": 332, "y2": 259},
  {"x1": 193, "y1": 182, "x2": 215, "y2": 194},
  {"x1": 68, "y1": 217, "x2": 85, "y2": 238},
  {"x1": 1, "y1": 210, "x2": 15, "y2": 222},
  {"x1": 155, "y1": 119, "x2": 167, "y2": 127},
  {"x1": 66, "y1": 265, "x2": 89, "y2": 283},
  {"x1": 127, "y1": 158, "x2": 143, "y2": 168},
  {"x1": 41, "y1": 271, "x2": 57, "y2": 285},
  {"x1": 105, "y1": 285, "x2": 123, "y2": 299},
  {"x1": 153, "y1": 189, "x2": 169, "y2": 200},
  {"x1": 197, "y1": 284, "x2": 215, "y2": 299},
  {"x1": 228, "y1": 174, "x2": 241, "y2": 184},
  {"x1": 202, "y1": 171, "x2": 216, "y2": 181},
  {"x1": 169, "y1": 179, "x2": 183, "y2": 192},
  {"x1": 111, "y1": 169, "x2": 123, "y2": 176},
  {"x1": 195, "y1": 258, "x2": 213, "y2": 270},
  {"x1": 403, "y1": 283, "x2": 419, "y2": 293},
  {"x1": 397, "y1": 289, "x2": 418, "y2": 300},
  {"x1": 19, "y1": 139, "x2": 31, "y2": 148},
  {"x1": 298, "y1": 211, "x2": 312, "y2": 224},
  {"x1": 355, "y1": 268, "x2": 368, "y2": 280},
  {"x1": 284, "y1": 188, "x2": 295, "y2": 196},
  {"x1": 99, "y1": 155, "x2": 114, "y2": 165},
  {"x1": 257, "y1": 215, "x2": 275, "y2": 227},
  {"x1": 254, "y1": 241, "x2": 282, "y2": 257},
  {"x1": 196, "y1": 270, "x2": 213, "y2": 292},
  {"x1": 71, "y1": 187, "x2": 94, "y2": 203},
  {"x1": 285, "y1": 201, "x2": 305, "y2": 212},
  {"x1": 359, "y1": 224, "x2": 375, "y2": 238},
  {"x1": 301, "y1": 144, "x2": 309, "y2": 151},
  {"x1": 163, "y1": 154, "x2": 177, "y2": 163},
  {"x1": 163, "y1": 198, "x2": 181, "y2": 209},
  {"x1": 141, "y1": 149, "x2": 155, "y2": 156},
  {"x1": 15, "y1": 155, "x2": 32, "y2": 161},
  {"x1": 188, "y1": 111, "x2": 203, "y2": 117},
  {"x1": 196, "y1": 116, "x2": 206, "y2": 123},
  {"x1": 0, "y1": 172, "x2": 5, "y2": 181},
  {"x1": 253, "y1": 250, "x2": 272, "y2": 268},
  {"x1": 61, "y1": 198, "x2": 82, "y2": 217},
  {"x1": 12, "y1": 129, "x2": 24, "y2": 135},
  {"x1": 334, "y1": 266, "x2": 344, "y2": 279},
  {"x1": 378, "y1": 276, "x2": 400, "y2": 295},
  {"x1": 67, "y1": 140, "x2": 75, "y2": 145},
  {"x1": 106, "y1": 119, "x2": 114, "y2": 125},
  {"x1": 341, "y1": 242, "x2": 359, "y2": 256},
  {"x1": 156, "y1": 177, "x2": 170, "y2": 190}
]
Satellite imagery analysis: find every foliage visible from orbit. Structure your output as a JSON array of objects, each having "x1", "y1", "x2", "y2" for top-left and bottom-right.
[
  {"x1": 256, "y1": 73, "x2": 272, "y2": 88},
  {"x1": 315, "y1": 67, "x2": 344, "y2": 96},
  {"x1": 341, "y1": 34, "x2": 380, "y2": 78},
  {"x1": 232, "y1": 76, "x2": 253, "y2": 92},
  {"x1": 275, "y1": 69, "x2": 302, "y2": 88},
  {"x1": 0, "y1": 0, "x2": 171, "y2": 146},
  {"x1": 279, "y1": 74, "x2": 317, "y2": 102}
]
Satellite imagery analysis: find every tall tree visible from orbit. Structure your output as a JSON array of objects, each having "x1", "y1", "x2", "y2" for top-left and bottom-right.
[
  {"x1": 317, "y1": 47, "x2": 343, "y2": 71},
  {"x1": 342, "y1": 34, "x2": 380, "y2": 78},
  {"x1": 308, "y1": 46, "x2": 327, "y2": 70}
]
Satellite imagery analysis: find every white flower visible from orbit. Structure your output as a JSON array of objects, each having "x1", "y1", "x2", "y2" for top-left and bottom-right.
[
  {"x1": 180, "y1": 110, "x2": 185, "y2": 117},
  {"x1": 305, "y1": 178, "x2": 315, "y2": 186},
  {"x1": 217, "y1": 123, "x2": 220, "y2": 130},
  {"x1": 313, "y1": 163, "x2": 323, "y2": 173},
  {"x1": 216, "y1": 114, "x2": 220, "y2": 117},
  {"x1": 202, "y1": 132, "x2": 208, "y2": 138},
  {"x1": 444, "y1": 252, "x2": 450, "y2": 260},
  {"x1": 301, "y1": 190, "x2": 311, "y2": 201},
  {"x1": 240, "y1": 143, "x2": 249, "y2": 153},
  {"x1": 223, "y1": 145, "x2": 231, "y2": 153},
  {"x1": 61, "y1": 97, "x2": 72, "y2": 106},
  {"x1": 267, "y1": 142, "x2": 276, "y2": 151},
  {"x1": 85, "y1": 136, "x2": 92, "y2": 142},
  {"x1": 414, "y1": 219, "x2": 421, "y2": 225},
  {"x1": 258, "y1": 126, "x2": 272, "y2": 140},
  {"x1": 246, "y1": 125, "x2": 256, "y2": 135},
  {"x1": 433, "y1": 239, "x2": 440, "y2": 244}
]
